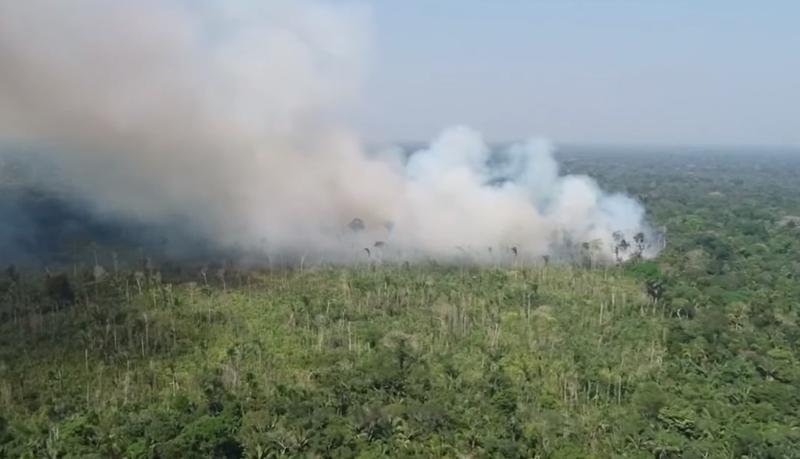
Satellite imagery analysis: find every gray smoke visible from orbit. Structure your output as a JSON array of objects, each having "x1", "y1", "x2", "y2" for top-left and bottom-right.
[{"x1": 0, "y1": 0, "x2": 659, "y2": 264}]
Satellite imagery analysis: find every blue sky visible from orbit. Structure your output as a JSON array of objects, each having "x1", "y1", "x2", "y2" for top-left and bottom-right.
[{"x1": 348, "y1": 1, "x2": 800, "y2": 146}]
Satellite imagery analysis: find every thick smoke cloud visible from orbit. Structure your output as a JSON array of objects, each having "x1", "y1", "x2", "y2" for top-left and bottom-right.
[{"x1": 0, "y1": 0, "x2": 658, "y2": 264}]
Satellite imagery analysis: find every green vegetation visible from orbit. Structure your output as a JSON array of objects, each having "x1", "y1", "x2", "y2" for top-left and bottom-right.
[{"x1": 2, "y1": 150, "x2": 800, "y2": 457}]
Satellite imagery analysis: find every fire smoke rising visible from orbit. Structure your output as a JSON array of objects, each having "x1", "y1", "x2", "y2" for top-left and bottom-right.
[{"x1": 0, "y1": 0, "x2": 659, "y2": 264}]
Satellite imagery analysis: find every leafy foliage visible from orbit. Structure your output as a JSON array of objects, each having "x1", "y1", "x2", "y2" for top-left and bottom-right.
[{"x1": 3, "y1": 150, "x2": 800, "y2": 457}]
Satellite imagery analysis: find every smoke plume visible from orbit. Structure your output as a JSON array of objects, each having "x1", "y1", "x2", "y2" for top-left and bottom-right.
[{"x1": 0, "y1": 0, "x2": 658, "y2": 264}]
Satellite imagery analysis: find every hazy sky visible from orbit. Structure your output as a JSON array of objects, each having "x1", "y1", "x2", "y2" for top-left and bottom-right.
[{"x1": 348, "y1": 0, "x2": 800, "y2": 146}]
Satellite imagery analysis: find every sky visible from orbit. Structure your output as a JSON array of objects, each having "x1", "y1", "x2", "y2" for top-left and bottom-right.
[{"x1": 347, "y1": 0, "x2": 800, "y2": 146}]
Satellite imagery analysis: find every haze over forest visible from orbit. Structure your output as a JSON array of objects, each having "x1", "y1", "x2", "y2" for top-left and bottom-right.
[{"x1": 2, "y1": 2, "x2": 800, "y2": 458}]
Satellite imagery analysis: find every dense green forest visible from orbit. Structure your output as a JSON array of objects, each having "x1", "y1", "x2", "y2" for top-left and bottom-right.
[{"x1": 2, "y1": 149, "x2": 800, "y2": 458}]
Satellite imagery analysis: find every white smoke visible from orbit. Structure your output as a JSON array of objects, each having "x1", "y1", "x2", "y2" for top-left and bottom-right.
[{"x1": 0, "y1": 0, "x2": 659, "y2": 263}]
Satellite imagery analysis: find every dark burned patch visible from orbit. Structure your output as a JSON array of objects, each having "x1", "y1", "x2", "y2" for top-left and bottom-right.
[{"x1": 44, "y1": 272, "x2": 75, "y2": 306}]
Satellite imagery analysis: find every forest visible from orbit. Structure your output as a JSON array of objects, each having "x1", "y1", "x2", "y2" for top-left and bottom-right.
[{"x1": 2, "y1": 148, "x2": 800, "y2": 458}]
